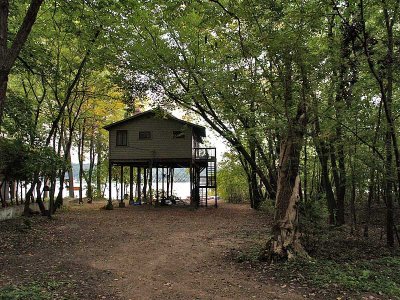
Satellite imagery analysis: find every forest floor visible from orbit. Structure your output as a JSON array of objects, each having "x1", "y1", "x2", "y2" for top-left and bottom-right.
[{"x1": 0, "y1": 202, "x2": 398, "y2": 300}]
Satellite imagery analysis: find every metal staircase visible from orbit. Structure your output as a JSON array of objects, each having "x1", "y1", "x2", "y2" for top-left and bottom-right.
[{"x1": 192, "y1": 148, "x2": 217, "y2": 207}]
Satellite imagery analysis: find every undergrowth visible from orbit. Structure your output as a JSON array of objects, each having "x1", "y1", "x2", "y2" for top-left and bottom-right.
[
  {"x1": 0, "y1": 281, "x2": 69, "y2": 300},
  {"x1": 285, "y1": 256, "x2": 400, "y2": 298}
]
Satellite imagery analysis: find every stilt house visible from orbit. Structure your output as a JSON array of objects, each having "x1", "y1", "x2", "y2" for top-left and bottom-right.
[{"x1": 104, "y1": 109, "x2": 217, "y2": 208}]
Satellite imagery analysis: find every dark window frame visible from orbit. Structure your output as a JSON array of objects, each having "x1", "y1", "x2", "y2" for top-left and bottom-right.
[
  {"x1": 116, "y1": 130, "x2": 128, "y2": 146},
  {"x1": 173, "y1": 130, "x2": 185, "y2": 139},
  {"x1": 139, "y1": 131, "x2": 152, "y2": 140}
]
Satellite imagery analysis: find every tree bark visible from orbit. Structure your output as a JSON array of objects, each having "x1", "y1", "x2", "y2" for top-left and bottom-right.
[
  {"x1": 312, "y1": 96, "x2": 337, "y2": 224},
  {"x1": 385, "y1": 132, "x2": 395, "y2": 247},
  {"x1": 263, "y1": 57, "x2": 309, "y2": 261},
  {"x1": 265, "y1": 137, "x2": 308, "y2": 261},
  {"x1": 67, "y1": 152, "x2": 75, "y2": 198},
  {"x1": 86, "y1": 133, "x2": 95, "y2": 202},
  {"x1": 78, "y1": 121, "x2": 86, "y2": 204}
]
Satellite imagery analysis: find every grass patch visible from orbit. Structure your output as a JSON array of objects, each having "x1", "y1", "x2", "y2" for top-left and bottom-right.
[
  {"x1": 0, "y1": 281, "x2": 69, "y2": 300},
  {"x1": 234, "y1": 243, "x2": 400, "y2": 298},
  {"x1": 283, "y1": 256, "x2": 400, "y2": 298},
  {"x1": 235, "y1": 245, "x2": 263, "y2": 263}
]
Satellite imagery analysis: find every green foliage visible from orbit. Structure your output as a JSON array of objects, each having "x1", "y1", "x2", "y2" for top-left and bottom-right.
[
  {"x1": 0, "y1": 280, "x2": 68, "y2": 300},
  {"x1": 284, "y1": 257, "x2": 400, "y2": 298},
  {"x1": 0, "y1": 281, "x2": 61, "y2": 300},
  {"x1": 299, "y1": 198, "x2": 330, "y2": 229},
  {"x1": 258, "y1": 200, "x2": 275, "y2": 215},
  {"x1": 217, "y1": 153, "x2": 249, "y2": 203},
  {"x1": 235, "y1": 244, "x2": 265, "y2": 263},
  {"x1": 0, "y1": 138, "x2": 64, "y2": 181}
]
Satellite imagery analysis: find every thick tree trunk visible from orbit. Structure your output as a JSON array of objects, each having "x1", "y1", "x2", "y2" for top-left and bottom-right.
[
  {"x1": 263, "y1": 56, "x2": 310, "y2": 261},
  {"x1": 0, "y1": 76, "x2": 7, "y2": 126},
  {"x1": 264, "y1": 135, "x2": 308, "y2": 261}
]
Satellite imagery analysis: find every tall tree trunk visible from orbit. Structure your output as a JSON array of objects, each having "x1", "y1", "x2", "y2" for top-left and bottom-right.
[
  {"x1": 15, "y1": 180, "x2": 19, "y2": 205},
  {"x1": 0, "y1": 77, "x2": 6, "y2": 127},
  {"x1": 78, "y1": 121, "x2": 86, "y2": 204},
  {"x1": 8, "y1": 180, "x2": 14, "y2": 205},
  {"x1": 316, "y1": 144, "x2": 337, "y2": 224},
  {"x1": 265, "y1": 128, "x2": 308, "y2": 260},
  {"x1": 67, "y1": 152, "x2": 75, "y2": 198},
  {"x1": 363, "y1": 170, "x2": 374, "y2": 238},
  {"x1": 385, "y1": 132, "x2": 395, "y2": 247},
  {"x1": 0, "y1": 179, "x2": 6, "y2": 207},
  {"x1": 86, "y1": 133, "x2": 95, "y2": 202},
  {"x1": 48, "y1": 175, "x2": 57, "y2": 216},
  {"x1": 312, "y1": 96, "x2": 337, "y2": 224},
  {"x1": 264, "y1": 57, "x2": 309, "y2": 261},
  {"x1": 335, "y1": 139, "x2": 346, "y2": 225},
  {"x1": 350, "y1": 158, "x2": 357, "y2": 234},
  {"x1": 24, "y1": 179, "x2": 47, "y2": 216},
  {"x1": 23, "y1": 182, "x2": 35, "y2": 216},
  {"x1": 35, "y1": 178, "x2": 47, "y2": 215},
  {"x1": 250, "y1": 146, "x2": 262, "y2": 209}
]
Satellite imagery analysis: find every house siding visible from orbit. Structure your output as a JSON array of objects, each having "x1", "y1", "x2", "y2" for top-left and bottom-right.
[{"x1": 108, "y1": 116, "x2": 193, "y2": 161}]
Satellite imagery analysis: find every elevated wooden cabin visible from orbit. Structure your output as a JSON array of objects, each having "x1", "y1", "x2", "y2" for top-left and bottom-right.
[{"x1": 104, "y1": 109, "x2": 217, "y2": 208}]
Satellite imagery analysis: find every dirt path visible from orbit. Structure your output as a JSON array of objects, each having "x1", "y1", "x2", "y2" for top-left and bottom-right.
[{"x1": 0, "y1": 203, "x2": 304, "y2": 299}]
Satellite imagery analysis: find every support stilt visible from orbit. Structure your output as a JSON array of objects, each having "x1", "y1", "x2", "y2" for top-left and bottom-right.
[
  {"x1": 143, "y1": 168, "x2": 148, "y2": 202},
  {"x1": 129, "y1": 166, "x2": 134, "y2": 204},
  {"x1": 190, "y1": 163, "x2": 193, "y2": 206},
  {"x1": 106, "y1": 162, "x2": 113, "y2": 210},
  {"x1": 166, "y1": 168, "x2": 170, "y2": 199},
  {"x1": 170, "y1": 168, "x2": 174, "y2": 198},
  {"x1": 161, "y1": 167, "x2": 165, "y2": 205},
  {"x1": 119, "y1": 166, "x2": 125, "y2": 207},
  {"x1": 149, "y1": 163, "x2": 153, "y2": 204},
  {"x1": 156, "y1": 167, "x2": 159, "y2": 204},
  {"x1": 137, "y1": 167, "x2": 142, "y2": 204}
]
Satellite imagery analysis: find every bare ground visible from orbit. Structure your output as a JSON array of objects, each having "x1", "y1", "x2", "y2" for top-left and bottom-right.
[{"x1": 0, "y1": 202, "x2": 305, "y2": 300}]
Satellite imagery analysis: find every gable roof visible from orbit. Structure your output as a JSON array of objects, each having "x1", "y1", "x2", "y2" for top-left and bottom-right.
[{"x1": 103, "y1": 109, "x2": 206, "y2": 137}]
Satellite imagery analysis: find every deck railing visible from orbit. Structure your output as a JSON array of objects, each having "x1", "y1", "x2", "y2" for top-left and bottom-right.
[{"x1": 193, "y1": 147, "x2": 216, "y2": 161}]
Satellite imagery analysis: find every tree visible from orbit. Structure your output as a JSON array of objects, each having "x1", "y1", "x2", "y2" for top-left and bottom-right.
[
  {"x1": 0, "y1": 0, "x2": 44, "y2": 126},
  {"x1": 217, "y1": 152, "x2": 249, "y2": 203}
]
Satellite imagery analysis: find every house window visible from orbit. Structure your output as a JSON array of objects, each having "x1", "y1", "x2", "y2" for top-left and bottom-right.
[
  {"x1": 116, "y1": 130, "x2": 127, "y2": 146},
  {"x1": 173, "y1": 130, "x2": 185, "y2": 139},
  {"x1": 139, "y1": 131, "x2": 151, "y2": 140}
]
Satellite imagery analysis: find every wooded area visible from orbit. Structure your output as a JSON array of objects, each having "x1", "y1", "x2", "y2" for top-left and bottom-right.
[{"x1": 1, "y1": 0, "x2": 400, "y2": 298}]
